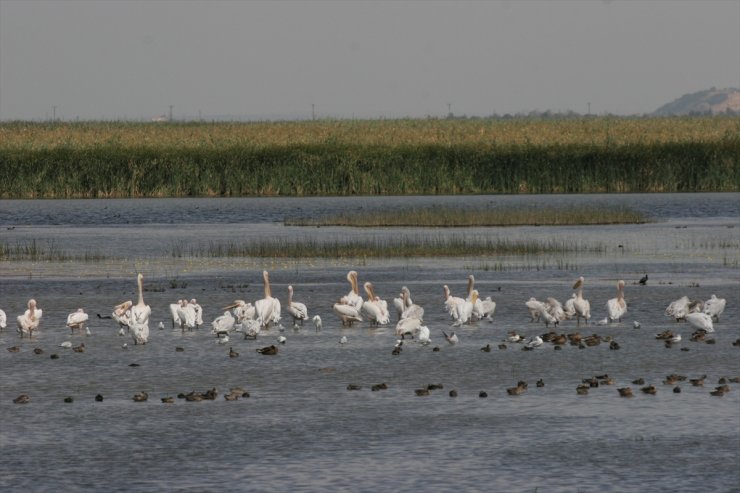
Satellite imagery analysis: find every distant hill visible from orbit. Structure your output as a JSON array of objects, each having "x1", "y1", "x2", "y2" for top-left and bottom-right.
[{"x1": 653, "y1": 87, "x2": 740, "y2": 116}]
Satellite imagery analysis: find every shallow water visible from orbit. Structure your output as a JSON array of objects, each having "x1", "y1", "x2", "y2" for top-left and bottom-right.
[{"x1": 1, "y1": 194, "x2": 739, "y2": 492}]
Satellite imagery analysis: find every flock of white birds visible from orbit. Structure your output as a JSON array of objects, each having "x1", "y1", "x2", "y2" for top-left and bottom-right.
[{"x1": 1, "y1": 270, "x2": 727, "y2": 347}]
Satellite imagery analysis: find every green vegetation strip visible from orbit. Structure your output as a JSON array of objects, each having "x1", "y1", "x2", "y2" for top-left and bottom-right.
[
  {"x1": 285, "y1": 205, "x2": 648, "y2": 227},
  {"x1": 0, "y1": 240, "x2": 107, "y2": 262},
  {"x1": 171, "y1": 236, "x2": 607, "y2": 258},
  {"x1": 1, "y1": 118, "x2": 738, "y2": 198}
]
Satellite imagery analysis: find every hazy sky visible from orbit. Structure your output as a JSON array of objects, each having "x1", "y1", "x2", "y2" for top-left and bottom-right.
[{"x1": 1, "y1": 0, "x2": 738, "y2": 121}]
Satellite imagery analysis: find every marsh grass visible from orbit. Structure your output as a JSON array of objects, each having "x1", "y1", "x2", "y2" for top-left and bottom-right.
[
  {"x1": 1, "y1": 117, "x2": 737, "y2": 198},
  {"x1": 171, "y1": 236, "x2": 606, "y2": 259},
  {"x1": 0, "y1": 240, "x2": 107, "y2": 262},
  {"x1": 285, "y1": 205, "x2": 649, "y2": 227}
]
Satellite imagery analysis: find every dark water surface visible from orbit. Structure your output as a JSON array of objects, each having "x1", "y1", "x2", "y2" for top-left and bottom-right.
[{"x1": 1, "y1": 194, "x2": 738, "y2": 492}]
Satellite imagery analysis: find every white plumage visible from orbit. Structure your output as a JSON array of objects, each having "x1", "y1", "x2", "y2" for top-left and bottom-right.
[
  {"x1": 686, "y1": 312, "x2": 714, "y2": 333},
  {"x1": 606, "y1": 280, "x2": 627, "y2": 322},
  {"x1": 665, "y1": 296, "x2": 690, "y2": 322},
  {"x1": 17, "y1": 299, "x2": 42, "y2": 338},
  {"x1": 129, "y1": 274, "x2": 151, "y2": 345},
  {"x1": 212, "y1": 311, "x2": 236, "y2": 337},
  {"x1": 286, "y1": 285, "x2": 309, "y2": 326},
  {"x1": 255, "y1": 271, "x2": 281, "y2": 328},
  {"x1": 362, "y1": 282, "x2": 390, "y2": 325},
  {"x1": 312, "y1": 315, "x2": 322, "y2": 331},
  {"x1": 572, "y1": 276, "x2": 591, "y2": 326},
  {"x1": 333, "y1": 298, "x2": 363, "y2": 326},
  {"x1": 66, "y1": 308, "x2": 88, "y2": 331},
  {"x1": 703, "y1": 294, "x2": 726, "y2": 322}
]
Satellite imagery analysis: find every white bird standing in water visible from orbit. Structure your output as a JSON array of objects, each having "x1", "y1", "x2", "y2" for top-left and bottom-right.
[
  {"x1": 129, "y1": 274, "x2": 151, "y2": 345},
  {"x1": 112, "y1": 300, "x2": 133, "y2": 331},
  {"x1": 686, "y1": 312, "x2": 714, "y2": 333},
  {"x1": 66, "y1": 308, "x2": 89, "y2": 332},
  {"x1": 703, "y1": 294, "x2": 726, "y2": 322},
  {"x1": 333, "y1": 296, "x2": 363, "y2": 327},
  {"x1": 312, "y1": 315, "x2": 322, "y2": 331},
  {"x1": 255, "y1": 271, "x2": 281, "y2": 328},
  {"x1": 0, "y1": 309, "x2": 7, "y2": 329},
  {"x1": 572, "y1": 276, "x2": 591, "y2": 326},
  {"x1": 399, "y1": 286, "x2": 424, "y2": 322},
  {"x1": 212, "y1": 310, "x2": 236, "y2": 338},
  {"x1": 286, "y1": 285, "x2": 309, "y2": 327},
  {"x1": 606, "y1": 280, "x2": 627, "y2": 322},
  {"x1": 362, "y1": 282, "x2": 390, "y2": 326},
  {"x1": 417, "y1": 325, "x2": 431, "y2": 345},
  {"x1": 344, "y1": 271, "x2": 364, "y2": 313},
  {"x1": 443, "y1": 285, "x2": 465, "y2": 322},
  {"x1": 224, "y1": 300, "x2": 256, "y2": 324},
  {"x1": 17, "y1": 299, "x2": 42, "y2": 338}
]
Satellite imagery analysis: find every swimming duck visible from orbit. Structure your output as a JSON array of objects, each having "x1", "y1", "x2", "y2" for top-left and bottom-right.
[
  {"x1": 132, "y1": 391, "x2": 149, "y2": 402},
  {"x1": 256, "y1": 345, "x2": 278, "y2": 355}
]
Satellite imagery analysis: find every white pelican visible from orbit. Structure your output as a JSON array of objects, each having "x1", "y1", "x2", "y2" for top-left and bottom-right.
[
  {"x1": 477, "y1": 296, "x2": 497, "y2": 322},
  {"x1": 546, "y1": 298, "x2": 565, "y2": 322},
  {"x1": 255, "y1": 271, "x2": 281, "y2": 328},
  {"x1": 686, "y1": 312, "x2": 714, "y2": 333},
  {"x1": 537, "y1": 303, "x2": 559, "y2": 328},
  {"x1": 393, "y1": 291, "x2": 405, "y2": 321},
  {"x1": 399, "y1": 286, "x2": 424, "y2": 321},
  {"x1": 467, "y1": 275, "x2": 494, "y2": 321},
  {"x1": 224, "y1": 300, "x2": 256, "y2": 324},
  {"x1": 563, "y1": 294, "x2": 576, "y2": 320},
  {"x1": 129, "y1": 273, "x2": 151, "y2": 345},
  {"x1": 442, "y1": 330, "x2": 458, "y2": 344},
  {"x1": 362, "y1": 282, "x2": 390, "y2": 325},
  {"x1": 175, "y1": 300, "x2": 197, "y2": 331},
  {"x1": 333, "y1": 297, "x2": 362, "y2": 326},
  {"x1": 17, "y1": 299, "x2": 42, "y2": 338},
  {"x1": 395, "y1": 316, "x2": 422, "y2": 339},
  {"x1": 526, "y1": 297, "x2": 544, "y2": 322},
  {"x1": 665, "y1": 296, "x2": 690, "y2": 322},
  {"x1": 312, "y1": 315, "x2": 322, "y2": 331},
  {"x1": 443, "y1": 285, "x2": 465, "y2": 321},
  {"x1": 417, "y1": 325, "x2": 431, "y2": 345},
  {"x1": 452, "y1": 290, "x2": 477, "y2": 326},
  {"x1": 606, "y1": 280, "x2": 627, "y2": 322},
  {"x1": 169, "y1": 300, "x2": 183, "y2": 329},
  {"x1": 112, "y1": 300, "x2": 133, "y2": 330},
  {"x1": 345, "y1": 271, "x2": 364, "y2": 312},
  {"x1": 66, "y1": 308, "x2": 89, "y2": 332},
  {"x1": 212, "y1": 310, "x2": 236, "y2": 338},
  {"x1": 0, "y1": 309, "x2": 7, "y2": 330},
  {"x1": 286, "y1": 285, "x2": 309, "y2": 327},
  {"x1": 188, "y1": 299, "x2": 204, "y2": 328},
  {"x1": 703, "y1": 294, "x2": 726, "y2": 322},
  {"x1": 572, "y1": 276, "x2": 591, "y2": 326}
]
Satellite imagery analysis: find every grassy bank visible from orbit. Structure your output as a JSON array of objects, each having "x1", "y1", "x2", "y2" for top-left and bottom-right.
[
  {"x1": 1, "y1": 117, "x2": 738, "y2": 198},
  {"x1": 285, "y1": 205, "x2": 649, "y2": 227},
  {"x1": 170, "y1": 236, "x2": 606, "y2": 258}
]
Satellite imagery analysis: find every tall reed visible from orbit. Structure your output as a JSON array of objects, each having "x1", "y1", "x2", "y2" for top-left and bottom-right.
[{"x1": 1, "y1": 117, "x2": 737, "y2": 198}]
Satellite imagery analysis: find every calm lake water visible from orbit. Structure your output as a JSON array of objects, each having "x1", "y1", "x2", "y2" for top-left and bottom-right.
[{"x1": 1, "y1": 194, "x2": 738, "y2": 492}]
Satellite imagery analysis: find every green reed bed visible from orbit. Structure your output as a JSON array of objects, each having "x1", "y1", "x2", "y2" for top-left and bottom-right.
[
  {"x1": 171, "y1": 236, "x2": 606, "y2": 259},
  {"x1": 285, "y1": 205, "x2": 648, "y2": 227},
  {"x1": 0, "y1": 240, "x2": 107, "y2": 262},
  {"x1": 1, "y1": 118, "x2": 737, "y2": 198}
]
